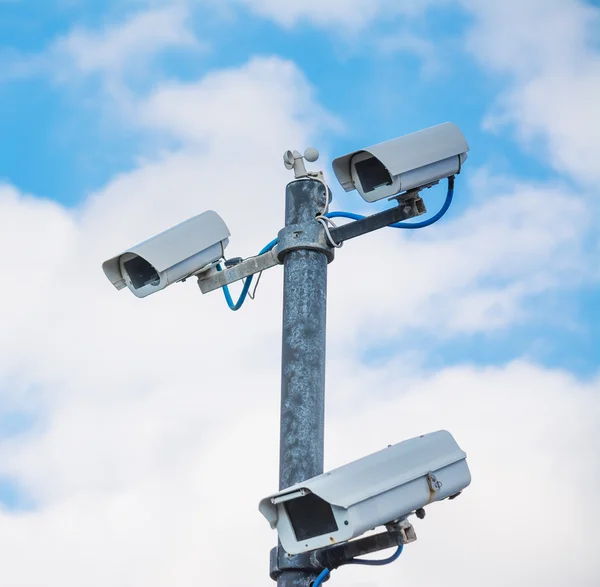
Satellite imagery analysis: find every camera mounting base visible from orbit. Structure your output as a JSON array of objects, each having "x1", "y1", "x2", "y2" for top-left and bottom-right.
[{"x1": 269, "y1": 521, "x2": 417, "y2": 581}]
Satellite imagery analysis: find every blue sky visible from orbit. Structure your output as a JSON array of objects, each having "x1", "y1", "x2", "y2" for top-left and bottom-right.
[
  {"x1": 1, "y1": 1, "x2": 595, "y2": 377},
  {"x1": 0, "y1": 1, "x2": 599, "y2": 586},
  {"x1": 1, "y1": 1, "x2": 563, "y2": 204}
]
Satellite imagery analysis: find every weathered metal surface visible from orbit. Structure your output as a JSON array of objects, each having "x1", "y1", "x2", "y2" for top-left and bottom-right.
[
  {"x1": 393, "y1": 519, "x2": 417, "y2": 545},
  {"x1": 270, "y1": 521, "x2": 416, "y2": 578},
  {"x1": 269, "y1": 545, "x2": 324, "y2": 582},
  {"x1": 279, "y1": 179, "x2": 328, "y2": 490},
  {"x1": 277, "y1": 221, "x2": 334, "y2": 264},
  {"x1": 316, "y1": 529, "x2": 402, "y2": 570},
  {"x1": 329, "y1": 195, "x2": 426, "y2": 243},
  {"x1": 277, "y1": 178, "x2": 329, "y2": 587},
  {"x1": 279, "y1": 247, "x2": 327, "y2": 488},
  {"x1": 276, "y1": 177, "x2": 334, "y2": 262},
  {"x1": 196, "y1": 248, "x2": 280, "y2": 293}
]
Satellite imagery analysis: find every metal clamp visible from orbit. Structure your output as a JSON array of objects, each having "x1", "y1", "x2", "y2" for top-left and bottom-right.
[
  {"x1": 276, "y1": 221, "x2": 335, "y2": 264},
  {"x1": 386, "y1": 519, "x2": 418, "y2": 545},
  {"x1": 196, "y1": 248, "x2": 280, "y2": 294}
]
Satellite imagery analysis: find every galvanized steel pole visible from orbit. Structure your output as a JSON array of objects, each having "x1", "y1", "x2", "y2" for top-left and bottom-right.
[{"x1": 277, "y1": 178, "x2": 331, "y2": 587}]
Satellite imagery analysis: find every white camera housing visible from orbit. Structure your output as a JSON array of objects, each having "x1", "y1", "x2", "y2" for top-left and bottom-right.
[
  {"x1": 102, "y1": 210, "x2": 230, "y2": 298},
  {"x1": 332, "y1": 122, "x2": 469, "y2": 203},
  {"x1": 259, "y1": 430, "x2": 470, "y2": 555}
]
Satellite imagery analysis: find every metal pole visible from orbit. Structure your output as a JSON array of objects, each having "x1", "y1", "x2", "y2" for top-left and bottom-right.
[{"x1": 278, "y1": 178, "x2": 330, "y2": 587}]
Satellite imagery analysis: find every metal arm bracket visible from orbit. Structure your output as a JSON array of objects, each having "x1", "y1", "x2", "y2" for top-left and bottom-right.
[
  {"x1": 197, "y1": 194, "x2": 425, "y2": 295},
  {"x1": 328, "y1": 194, "x2": 426, "y2": 244},
  {"x1": 269, "y1": 521, "x2": 417, "y2": 580},
  {"x1": 196, "y1": 247, "x2": 280, "y2": 294}
]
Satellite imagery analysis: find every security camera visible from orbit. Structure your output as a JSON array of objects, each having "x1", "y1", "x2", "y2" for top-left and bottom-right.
[
  {"x1": 102, "y1": 210, "x2": 230, "y2": 298},
  {"x1": 259, "y1": 430, "x2": 470, "y2": 555},
  {"x1": 332, "y1": 122, "x2": 469, "y2": 203}
]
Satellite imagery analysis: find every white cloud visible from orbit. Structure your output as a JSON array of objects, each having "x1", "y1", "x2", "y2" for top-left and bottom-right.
[
  {"x1": 224, "y1": 0, "x2": 443, "y2": 29},
  {"x1": 1, "y1": 105, "x2": 598, "y2": 587},
  {"x1": 461, "y1": 0, "x2": 600, "y2": 185},
  {"x1": 375, "y1": 31, "x2": 441, "y2": 77},
  {"x1": 325, "y1": 171, "x2": 596, "y2": 350},
  {"x1": 52, "y1": 4, "x2": 200, "y2": 77},
  {"x1": 0, "y1": 4, "x2": 201, "y2": 90},
  {"x1": 137, "y1": 56, "x2": 341, "y2": 154},
  {"x1": 210, "y1": 0, "x2": 600, "y2": 187},
  {"x1": 0, "y1": 56, "x2": 333, "y2": 504},
  {"x1": 324, "y1": 360, "x2": 600, "y2": 587},
  {"x1": 1, "y1": 340, "x2": 599, "y2": 586},
  {"x1": 0, "y1": 4, "x2": 598, "y2": 585}
]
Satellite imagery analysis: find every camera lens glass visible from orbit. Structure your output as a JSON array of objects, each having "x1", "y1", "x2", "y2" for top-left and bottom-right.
[
  {"x1": 285, "y1": 493, "x2": 339, "y2": 541},
  {"x1": 123, "y1": 256, "x2": 160, "y2": 289},
  {"x1": 355, "y1": 156, "x2": 392, "y2": 192}
]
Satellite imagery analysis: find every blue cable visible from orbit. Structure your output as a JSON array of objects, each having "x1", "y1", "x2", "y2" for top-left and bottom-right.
[
  {"x1": 220, "y1": 238, "x2": 278, "y2": 311},
  {"x1": 344, "y1": 544, "x2": 404, "y2": 567},
  {"x1": 311, "y1": 543, "x2": 403, "y2": 587},
  {"x1": 325, "y1": 176, "x2": 454, "y2": 230},
  {"x1": 220, "y1": 177, "x2": 455, "y2": 310},
  {"x1": 259, "y1": 238, "x2": 280, "y2": 255},
  {"x1": 312, "y1": 568, "x2": 330, "y2": 587}
]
